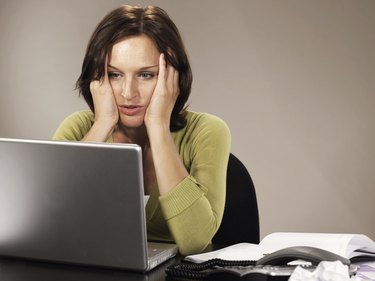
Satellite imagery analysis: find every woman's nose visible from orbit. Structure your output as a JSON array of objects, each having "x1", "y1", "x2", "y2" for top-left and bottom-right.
[{"x1": 121, "y1": 78, "x2": 138, "y2": 99}]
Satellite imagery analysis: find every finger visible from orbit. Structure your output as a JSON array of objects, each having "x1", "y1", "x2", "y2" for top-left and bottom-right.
[
  {"x1": 173, "y1": 69, "x2": 179, "y2": 96},
  {"x1": 158, "y1": 53, "x2": 166, "y2": 82},
  {"x1": 90, "y1": 55, "x2": 108, "y2": 89},
  {"x1": 102, "y1": 55, "x2": 109, "y2": 85},
  {"x1": 90, "y1": 80, "x2": 101, "y2": 94},
  {"x1": 166, "y1": 63, "x2": 174, "y2": 86},
  {"x1": 166, "y1": 65, "x2": 178, "y2": 96}
]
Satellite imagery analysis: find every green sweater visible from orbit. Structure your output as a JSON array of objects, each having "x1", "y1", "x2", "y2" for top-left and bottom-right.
[{"x1": 53, "y1": 110, "x2": 231, "y2": 255}]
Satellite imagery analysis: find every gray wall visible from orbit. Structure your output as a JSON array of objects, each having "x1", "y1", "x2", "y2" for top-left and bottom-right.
[{"x1": 1, "y1": 0, "x2": 374, "y2": 240}]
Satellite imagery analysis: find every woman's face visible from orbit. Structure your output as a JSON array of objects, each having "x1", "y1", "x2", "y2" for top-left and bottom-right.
[{"x1": 108, "y1": 34, "x2": 160, "y2": 128}]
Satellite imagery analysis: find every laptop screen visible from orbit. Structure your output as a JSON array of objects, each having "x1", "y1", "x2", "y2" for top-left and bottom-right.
[{"x1": 0, "y1": 138, "x2": 152, "y2": 270}]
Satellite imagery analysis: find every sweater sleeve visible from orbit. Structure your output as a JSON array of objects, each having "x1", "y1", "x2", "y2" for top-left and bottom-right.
[
  {"x1": 158, "y1": 113, "x2": 231, "y2": 255},
  {"x1": 52, "y1": 111, "x2": 94, "y2": 141}
]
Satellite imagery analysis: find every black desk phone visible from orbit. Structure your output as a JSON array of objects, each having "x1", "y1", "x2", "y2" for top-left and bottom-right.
[{"x1": 166, "y1": 246, "x2": 357, "y2": 280}]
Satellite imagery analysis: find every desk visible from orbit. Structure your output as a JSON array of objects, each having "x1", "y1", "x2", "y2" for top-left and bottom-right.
[
  {"x1": 0, "y1": 255, "x2": 181, "y2": 281},
  {"x1": 2, "y1": 255, "x2": 374, "y2": 281}
]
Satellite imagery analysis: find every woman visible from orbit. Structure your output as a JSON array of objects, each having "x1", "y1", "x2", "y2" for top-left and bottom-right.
[{"x1": 53, "y1": 5, "x2": 231, "y2": 255}]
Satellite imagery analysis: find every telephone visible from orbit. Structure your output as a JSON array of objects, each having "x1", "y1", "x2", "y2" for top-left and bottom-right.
[
  {"x1": 165, "y1": 246, "x2": 357, "y2": 280},
  {"x1": 256, "y1": 246, "x2": 350, "y2": 266}
]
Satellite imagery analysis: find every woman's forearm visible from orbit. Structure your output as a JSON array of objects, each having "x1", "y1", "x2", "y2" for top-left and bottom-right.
[
  {"x1": 82, "y1": 120, "x2": 115, "y2": 142},
  {"x1": 147, "y1": 123, "x2": 188, "y2": 195}
]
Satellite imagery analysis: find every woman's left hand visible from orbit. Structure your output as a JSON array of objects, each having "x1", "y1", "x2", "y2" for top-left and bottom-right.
[{"x1": 145, "y1": 53, "x2": 179, "y2": 129}]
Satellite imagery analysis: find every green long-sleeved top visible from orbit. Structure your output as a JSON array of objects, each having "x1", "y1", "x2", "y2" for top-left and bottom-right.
[{"x1": 52, "y1": 110, "x2": 231, "y2": 255}]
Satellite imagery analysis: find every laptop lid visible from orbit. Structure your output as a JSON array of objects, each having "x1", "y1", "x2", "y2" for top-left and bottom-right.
[{"x1": 0, "y1": 138, "x2": 175, "y2": 271}]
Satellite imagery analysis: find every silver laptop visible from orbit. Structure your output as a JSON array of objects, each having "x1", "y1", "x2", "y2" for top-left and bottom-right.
[{"x1": 0, "y1": 138, "x2": 178, "y2": 271}]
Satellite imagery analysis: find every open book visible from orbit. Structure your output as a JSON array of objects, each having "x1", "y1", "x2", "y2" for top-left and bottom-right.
[{"x1": 186, "y1": 232, "x2": 375, "y2": 263}]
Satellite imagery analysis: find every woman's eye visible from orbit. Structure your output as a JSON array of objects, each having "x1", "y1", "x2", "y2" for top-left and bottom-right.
[
  {"x1": 108, "y1": 72, "x2": 121, "y2": 80},
  {"x1": 139, "y1": 72, "x2": 154, "y2": 79}
]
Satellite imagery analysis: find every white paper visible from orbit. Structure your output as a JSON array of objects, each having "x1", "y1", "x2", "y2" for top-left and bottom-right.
[
  {"x1": 184, "y1": 243, "x2": 261, "y2": 263},
  {"x1": 144, "y1": 195, "x2": 150, "y2": 206},
  {"x1": 185, "y1": 232, "x2": 375, "y2": 263},
  {"x1": 289, "y1": 261, "x2": 360, "y2": 281},
  {"x1": 355, "y1": 261, "x2": 375, "y2": 280}
]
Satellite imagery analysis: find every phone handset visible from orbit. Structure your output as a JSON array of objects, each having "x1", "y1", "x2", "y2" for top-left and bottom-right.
[
  {"x1": 256, "y1": 246, "x2": 350, "y2": 266},
  {"x1": 165, "y1": 246, "x2": 353, "y2": 280}
]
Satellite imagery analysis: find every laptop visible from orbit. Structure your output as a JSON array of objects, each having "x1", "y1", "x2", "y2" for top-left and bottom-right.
[{"x1": 0, "y1": 138, "x2": 178, "y2": 271}]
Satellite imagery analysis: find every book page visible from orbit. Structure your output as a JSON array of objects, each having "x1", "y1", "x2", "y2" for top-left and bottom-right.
[
  {"x1": 348, "y1": 234, "x2": 375, "y2": 259},
  {"x1": 184, "y1": 243, "x2": 262, "y2": 263},
  {"x1": 259, "y1": 232, "x2": 356, "y2": 257},
  {"x1": 185, "y1": 232, "x2": 375, "y2": 263}
]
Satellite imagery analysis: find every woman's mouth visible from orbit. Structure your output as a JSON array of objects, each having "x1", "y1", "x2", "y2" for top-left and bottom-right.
[{"x1": 118, "y1": 105, "x2": 143, "y2": 116}]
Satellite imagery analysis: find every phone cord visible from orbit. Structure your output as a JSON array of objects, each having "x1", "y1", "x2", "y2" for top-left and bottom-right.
[{"x1": 165, "y1": 258, "x2": 256, "y2": 280}]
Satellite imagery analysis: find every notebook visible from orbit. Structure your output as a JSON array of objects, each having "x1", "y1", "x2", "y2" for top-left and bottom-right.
[{"x1": 0, "y1": 138, "x2": 178, "y2": 271}]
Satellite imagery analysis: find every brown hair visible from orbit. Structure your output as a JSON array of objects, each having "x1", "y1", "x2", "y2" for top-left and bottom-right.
[{"x1": 76, "y1": 5, "x2": 192, "y2": 131}]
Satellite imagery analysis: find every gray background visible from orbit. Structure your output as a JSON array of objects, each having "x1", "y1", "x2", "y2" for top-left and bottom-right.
[{"x1": 1, "y1": 0, "x2": 374, "y2": 240}]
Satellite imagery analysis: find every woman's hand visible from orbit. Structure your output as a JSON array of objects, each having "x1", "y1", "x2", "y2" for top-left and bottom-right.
[
  {"x1": 83, "y1": 58, "x2": 118, "y2": 142},
  {"x1": 145, "y1": 53, "x2": 179, "y2": 129},
  {"x1": 144, "y1": 53, "x2": 188, "y2": 195},
  {"x1": 89, "y1": 57, "x2": 119, "y2": 128}
]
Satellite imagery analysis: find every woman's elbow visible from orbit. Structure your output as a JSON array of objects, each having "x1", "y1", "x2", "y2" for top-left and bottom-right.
[{"x1": 177, "y1": 236, "x2": 212, "y2": 256}]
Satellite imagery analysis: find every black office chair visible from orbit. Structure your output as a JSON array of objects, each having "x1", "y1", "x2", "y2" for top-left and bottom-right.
[{"x1": 212, "y1": 153, "x2": 260, "y2": 245}]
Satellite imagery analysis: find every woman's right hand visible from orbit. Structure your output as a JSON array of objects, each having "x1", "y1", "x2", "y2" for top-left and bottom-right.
[
  {"x1": 89, "y1": 58, "x2": 119, "y2": 128},
  {"x1": 83, "y1": 58, "x2": 118, "y2": 142}
]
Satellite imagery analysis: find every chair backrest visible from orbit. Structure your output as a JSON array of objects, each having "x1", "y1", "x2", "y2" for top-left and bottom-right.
[{"x1": 212, "y1": 153, "x2": 260, "y2": 245}]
